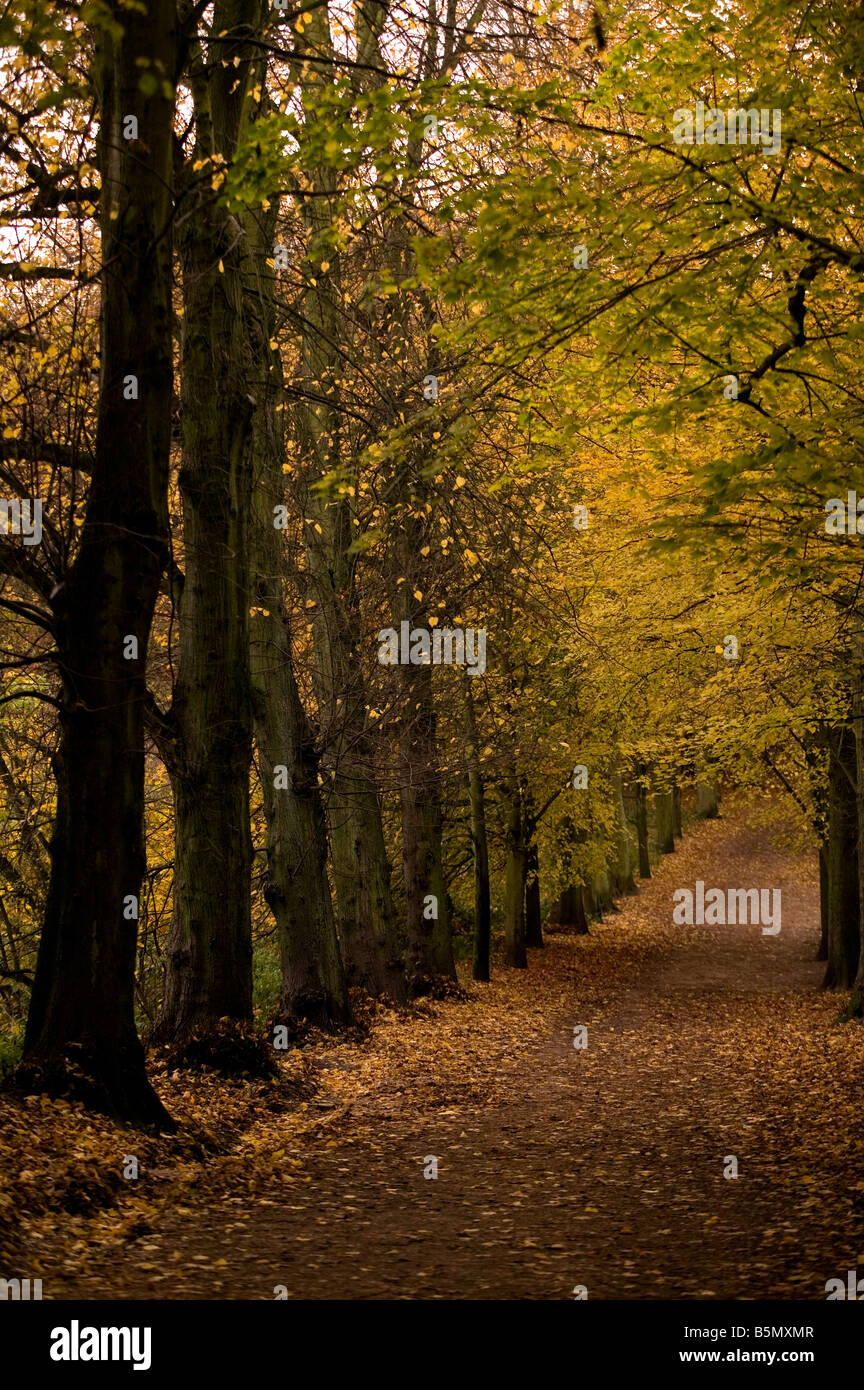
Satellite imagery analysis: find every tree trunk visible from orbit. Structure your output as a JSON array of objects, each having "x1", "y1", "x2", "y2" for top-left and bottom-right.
[
  {"x1": 398, "y1": 674, "x2": 456, "y2": 992},
  {"x1": 806, "y1": 729, "x2": 830, "y2": 963},
  {"x1": 377, "y1": 180, "x2": 455, "y2": 994},
  {"x1": 304, "y1": 513, "x2": 405, "y2": 1000},
  {"x1": 583, "y1": 881, "x2": 601, "y2": 921},
  {"x1": 246, "y1": 199, "x2": 350, "y2": 1029},
  {"x1": 592, "y1": 868, "x2": 615, "y2": 913},
  {"x1": 555, "y1": 884, "x2": 589, "y2": 934},
  {"x1": 502, "y1": 786, "x2": 527, "y2": 968},
  {"x1": 153, "y1": 5, "x2": 263, "y2": 1046},
  {"x1": 696, "y1": 783, "x2": 720, "y2": 818},
  {"x1": 464, "y1": 679, "x2": 491, "y2": 982},
  {"x1": 653, "y1": 782, "x2": 676, "y2": 854},
  {"x1": 525, "y1": 842, "x2": 544, "y2": 947},
  {"x1": 672, "y1": 782, "x2": 683, "y2": 838},
  {"x1": 571, "y1": 886, "x2": 589, "y2": 934},
  {"x1": 635, "y1": 766, "x2": 651, "y2": 878},
  {"x1": 817, "y1": 845, "x2": 829, "y2": 961},
  {"x1": 613, "y1": 773, "x2": 637, "y2": 894},
  {"x1": 842, "y1": 635, "x2": 864, "y2": 1019},
  {"x1": 824, "y1": 723, "x2": 860, "y2": 989},
  {"x1": 20, "y1": 0, "x2": 177, "y2": 1126},
  {"x1": 251, "y1": 618, "x2": 350, "y2": 1027},
  {"x1": 292, "y1": 20, "x2": 405, "y2": 999},
  {"x1": 326, "y1": 758, "x2": 407, "y2": 1000},
  {"x1": 395, "y1": 592, "x2": 455, "y2": 994}
]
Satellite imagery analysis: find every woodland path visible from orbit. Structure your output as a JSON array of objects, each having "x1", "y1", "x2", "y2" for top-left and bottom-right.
[{"x1": 40, "y1": 806, "x2": 864, "y2": 1300}]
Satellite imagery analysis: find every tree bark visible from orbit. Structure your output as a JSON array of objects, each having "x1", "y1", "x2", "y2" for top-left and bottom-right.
[
  {"x1": 653, "y1": 782, "x2": 676, "y2": 854},
  {"x1": 525, "y1": 842, "x2": 544, "y2": 947},
  {"x1": 20, "y1": 0, "x2": 177, "y2": 1126},
  {"x1": 395, "y1": 587, "x2": 455, "y2": 993},
  {"x1": 817, "y1": 845, "x2": 829, "y2": 961},
  {"x1": 153, "y1": 2, "x2": 264, "y2": 1046},
  {"x1": 613, "y1": 772, "x2": 637, "y2": 894},
  {"x1": 842, "y1": 634, "x2": 864, "y2": 1019},
  {"x1": 292, "y1": 12, "x2": 405, "y2": 1000},
  {"x1": 635, "y1": 765, "x2": 651, "y2": 878},
  {"x1": 806, "y1": 727, "x2": 830, "y2": 963},
  {"x1": 553, "y1": 885, "x2": 589, "y2": 933},
  {"x1": 246, "y1": 196, "x2": 350, "y2": 1029},
  {"x1": 570, "y1": 885, "x2": 590, "y2": 934},
  {"x1": 464, "y1": 678, "x2": 491, "y2": 981},
  {"x1": 251, "y1": 598, "x2": 350, "y2": 1028},
  {"x1": 502, "y1": 785, "x2": 528, "y2": 968},
  {"x1": 672, "y1": 782, "x2": 683, "y2": 839},
  {"x1": 398, "y1": 674, "x2": 456, "y2": 992},
  {"x1": 696, "y1": 783, "x2": 720, "y2": 818},
  {"x1": 592, "y1": 867, "x2": 615, "y2": 913},
  {"x1": 583, "y1": 882, "x2": 601, "y2": 922},
  {"x1": 823, "y1": 723, "x2": 860, "y2": 989}
]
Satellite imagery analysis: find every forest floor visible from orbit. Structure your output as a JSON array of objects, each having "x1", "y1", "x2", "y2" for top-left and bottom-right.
[{"x1": 6, "y1": 800, "x2": 864, "y2": 1300}]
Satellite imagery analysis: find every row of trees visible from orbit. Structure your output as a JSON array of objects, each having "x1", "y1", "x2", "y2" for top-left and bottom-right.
[{"x1": 1, "y1": 0, "x2": 863, "y2": 1125}]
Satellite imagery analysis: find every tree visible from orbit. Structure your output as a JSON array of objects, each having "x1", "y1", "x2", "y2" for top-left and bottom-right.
[
  {"x1": 18, "y1": 0, "x2": 178, "y2": 1124},
  {"x1": 152, "y1": 1, "x2": 267, "y2": 1049},
  {"x1": 246, "y1": 187, "x2": 350, "y2": 1028}
]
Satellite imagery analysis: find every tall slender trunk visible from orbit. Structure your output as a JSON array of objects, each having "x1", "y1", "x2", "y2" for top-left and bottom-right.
[
  {"x1": 553, "y1": 815, "x2": 591, "y2": 927},
  {"x1": 21, "y1": 0, "x2": 177, "y2": 1125},
  {"x1": 672, "y1": 782, "x2": 683, "y2": 839},
  {"x1": 394, "y1": 589, "x2": 455, "y2": 993},
  {"x1": 324, "y1": 739, "x2": 406, "y2": 999},
  {"x1": 823, "y1": 723, "x2": 860, "y2": 989},
  {"x1": 153, "y1": 3, "x2": 264, "y2": 1046},
  {"x1": 635, "y1": 765, "x2": 651, "y2": 878},
  {"x1": 613, "y1": 772, "x2": 637, "y2": 894},
  {"x1": 301, "y1": 441, "x2": 404, "y2": 1001},
  {"x1": 305, "y1": 485, "x2": 405, "y2": 998},
  {"x1": 246, "y1": 197, "x2": 350, "y2": 1028},
  {"x1": 293, "y1": 15, "x2": 405, "y2": 998},
  {"x1": 653, "y1": 781, "x2": 676, "y2": 854},
  {"x1": 397, "y1": 674, "x2": 455, "y2": 991},
  {"x1": 843, "y1": 634, "x2": 864, "y2": 1019},
  {"x1": 502, "y1": 785, "x2": 528, "y2": 968},
  {"x1": 805, "y1": 727, "x2": 830, "y2": 963},
  {"x1": 380, "y1": 223, "x2": 454, "y2": 992},
  {"x1": 817, "y1": 846, "x2": 829, "y2": 961},
  {"x1": 250, "y1": 575, "x2": 350, "y2": 1027},
  {"x1": 464, "y1": 678, "x2": 491, "y2": 981},
  {"x1": 525, "y1": 842, "x2": 544, "y2": 947}
]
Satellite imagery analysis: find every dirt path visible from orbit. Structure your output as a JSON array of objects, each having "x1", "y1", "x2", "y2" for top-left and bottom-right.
[{"x1": 39, "y1": 807, "x2": 864, "y2": 1300}]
